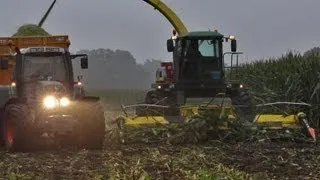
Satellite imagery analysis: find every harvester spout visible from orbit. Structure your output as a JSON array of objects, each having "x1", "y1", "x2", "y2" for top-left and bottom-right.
[{"x1": 38, "y1": 0, "x2": 57, "y2": 27}]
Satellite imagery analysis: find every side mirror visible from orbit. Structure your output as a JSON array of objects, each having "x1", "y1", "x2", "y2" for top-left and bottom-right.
[
  {"x1": 0, "y1": 58, "x2": 9, "y2": 70},
  {"x1": 167, "y1": 39, "x2": 174, "y2": 52},
  {"x1": 81, "y1": 57, "x2": 88, "y2": 69},
  {"x1": 231, "y1": 39, "x2": 237, "y2": 52}
]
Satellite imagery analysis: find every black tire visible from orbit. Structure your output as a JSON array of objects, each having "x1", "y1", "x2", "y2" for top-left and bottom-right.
[
  {"x1": 135, "y1": 90, "x2": 162, "y2": 116},
  {"x1": 76, "y1": 101, "x2": 106, "y2": 149},
  {"x1": 3, "y1": 104, "x2": 37, "y2": 152},
  {"x1": 137, "y1": 90, "x2": 178, "y2": 116},
  {"x1": 231, "y1": 90, "x2": 256, "y2": 123}
]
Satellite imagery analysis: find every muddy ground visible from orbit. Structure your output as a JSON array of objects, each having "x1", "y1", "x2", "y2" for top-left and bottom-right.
[
  {"x1": 0, "y1": 140, "x2": 319, "y2": 180},
  {"x1": 0, "y1": 103, "x2": 319, "y2": 180}
]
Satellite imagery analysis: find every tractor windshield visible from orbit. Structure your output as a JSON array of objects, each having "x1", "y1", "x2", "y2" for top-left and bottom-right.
[{"x1": 22, "y1": 54, "x2": 68, "y2": 82}]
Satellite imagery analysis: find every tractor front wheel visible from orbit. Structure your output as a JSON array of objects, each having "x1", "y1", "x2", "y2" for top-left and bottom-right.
[
  {"x1": 75, "y1": 101, "x2": 106, "y2": 149},
  {"x1": 3, "y1": 104, "x2": 37, "y2": 152}
]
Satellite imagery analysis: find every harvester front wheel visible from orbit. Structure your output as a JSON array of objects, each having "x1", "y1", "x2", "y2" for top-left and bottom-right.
[
  {"x1": 3, "y1": 104, "x2": 37, "y2": 152},
  {"x1": 76, "y1": 101, "x2": 106, "y2": 149},
  {"x1": 137, "y1": 90, "x2": 178, "y2": 116},
  {"x1": 231, "y1": 90, "x2": 255, "y2": 123},
  {"x1": 136, "y1": 90, "x2": 163, "y2": 116}
]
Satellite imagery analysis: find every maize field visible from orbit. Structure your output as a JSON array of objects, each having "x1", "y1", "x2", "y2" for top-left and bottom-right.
[{"x1": 237, "y1": 51, "x2": 320, "y2": 126}]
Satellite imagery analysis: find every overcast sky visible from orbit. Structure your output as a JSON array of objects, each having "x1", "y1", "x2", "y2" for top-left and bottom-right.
[{"x1": 1, "y1": 0, "x2": 320, "y2": 64}]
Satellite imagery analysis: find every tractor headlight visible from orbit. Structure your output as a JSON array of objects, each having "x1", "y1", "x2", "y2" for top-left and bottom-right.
[
  {"x1": 43, "y1": 96, "x2": 58, "y2": 109},
  {"x1": 43, "y1": 96, "x2": 71, "y2": 109},
  {"x1": 60, "y1": 97, "x2": 70, "y2": 107}
]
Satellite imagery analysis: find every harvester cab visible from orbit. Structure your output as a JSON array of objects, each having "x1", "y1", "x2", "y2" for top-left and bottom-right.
[
  {"x1": 135, "y1": 30, "x2": 254, "y2": 124},
  {"x1": 0, "y1": 36, "x2": 106, "y2": 152},
  {"x1": 166, "y1": 31, "x2": 243, "y2": 102}
]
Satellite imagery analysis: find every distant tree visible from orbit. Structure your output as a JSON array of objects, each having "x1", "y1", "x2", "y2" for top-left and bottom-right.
[
  {"x1": 142, "y1": 59, "x2": 162, "y2": 82},
  {"x1": 304, "y1": 47, "x2": 320, "y2": 57},
  {"x1": 74, "y1": 48, "x2": 161, "y2": 90}
]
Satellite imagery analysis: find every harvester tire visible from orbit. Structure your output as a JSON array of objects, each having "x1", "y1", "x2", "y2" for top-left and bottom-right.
[
  {"x1": 3, "y1": 104, "x2": 37, "y2": 152},
  {"x1": 136, "y1": 90, "x2": 163, "y2": 116},
  {"x1": 231, "y1": 91, "x2": 255, "y2": 123},
  {"x1": 76, "y1": 101, "x2": 106, "y2": 150},
  {"x1": 137, "y1": 90, "x2": 178, "y2": 116}
]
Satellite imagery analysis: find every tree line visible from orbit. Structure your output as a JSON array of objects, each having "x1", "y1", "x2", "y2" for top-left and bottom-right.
[{"x1": 72, "y1": 48, "x2": 162, "y2": 90}]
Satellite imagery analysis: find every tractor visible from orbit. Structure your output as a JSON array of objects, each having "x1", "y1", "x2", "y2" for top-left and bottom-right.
[{"x1": 0, "y1": 35, "x2": 106, "y2": 152}]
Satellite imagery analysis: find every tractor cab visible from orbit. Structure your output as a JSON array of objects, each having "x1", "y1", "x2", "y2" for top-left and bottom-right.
[
  {"x1": 166, "y1": 31, "x2": 238, "y2": 101},
  {"x1": 2, "y1": 46, "x2": 88, "y2": 100}
]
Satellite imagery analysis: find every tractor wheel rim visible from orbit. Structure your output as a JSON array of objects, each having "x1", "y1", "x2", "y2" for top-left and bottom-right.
[{"x1": 6, "y1": 120, "x2": 13, "y2": 146}]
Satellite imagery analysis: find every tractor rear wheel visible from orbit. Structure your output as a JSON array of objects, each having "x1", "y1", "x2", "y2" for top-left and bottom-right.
[
  {"x1": 3, "y1": 104, "x2": 37, "y2": 152},
  {"x1": 231, "y1": 90, "x2": 256, "y2": 123},
  {"x1": 76, "y1": 101, "x2": 106, "y2": 149}
]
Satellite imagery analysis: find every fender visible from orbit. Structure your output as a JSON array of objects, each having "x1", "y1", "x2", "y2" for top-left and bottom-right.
[
  {"x1": 79, "y1": 96, "x2": 100, "y2": 102},
  {"x1": 0, "y1": 86, "x2": 25, "y2": 109},
  {"x1": 142, "y1": 0, "x2": 188, "y2": 35},
  {"x1": 4, "y1": 98, "x2": 27, "y2": 108}
]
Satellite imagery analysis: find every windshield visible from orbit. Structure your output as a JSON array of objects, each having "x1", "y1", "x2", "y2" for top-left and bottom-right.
[
  {"x1": 183, "y1": 39, "x2": 220, "y2": 59},
  {"x1": 23, "y1": 55, "x2": 68, "y2": 82}
]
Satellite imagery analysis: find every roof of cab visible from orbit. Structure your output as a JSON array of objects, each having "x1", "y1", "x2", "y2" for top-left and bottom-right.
[{"x1": 179, "y1": 31, "x2": 224, "y2": 38}]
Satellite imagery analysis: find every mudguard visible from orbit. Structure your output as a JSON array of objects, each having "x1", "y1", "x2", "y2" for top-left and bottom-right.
[{"x1": 79, "y1": 96, "x2": 100, "y2": 102}]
